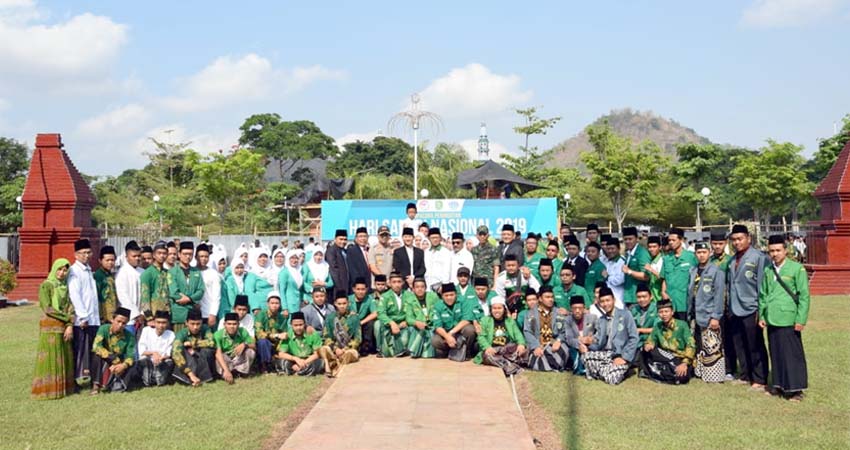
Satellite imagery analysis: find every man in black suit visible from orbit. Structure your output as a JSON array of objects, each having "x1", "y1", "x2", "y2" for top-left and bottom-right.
[
  {"x1": 498, "y1": 224, "x2": 524, "y2": 272},
  {"x1": 346, "y1": 227, "x2": 371, "y2": 294},
  {"x1": 325, "y1": 229, "x2": 350, "y2": 295},
  {"x1": 392, "y1": 227, "x2": 425, "y2": 288},
  {"x1": 564, "y1": 236, "x2": 589, "y2": 288}
]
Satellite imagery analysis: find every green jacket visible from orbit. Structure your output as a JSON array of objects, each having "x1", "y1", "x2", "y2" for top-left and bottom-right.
[
  {"x1": 474, "y1": 316, "x2": 526, "y2": 364},
  {"x1": 623, "y1": 244, "x2": 651, "y2": 304},
  {"x1": 554, "y1": 283, "x2": 591, "y2": 309},
  {"x1": 93, "y1": 267, "x2": 117, "y2": 323},
  {"x1": 431, "y1": 299, "x2": 474, "y2": 331},
  {"x1": 377, "y1": 290, "x2": 408, "y2": 326},
  {"x1": 349, "y1": 294, "x2": 377, "y2": 322},
  {"x1": 661, "y1": 250, "x2": 698, "y2": 313},
  {"x1": 140, "y1": 265, "x2": 170, "y2": 319},
  {"x1": 172, "y1": 326, "x2": 215, "y2": 375},
  {"x1": 759, "y1": 259, "x2": 810, "y2": 327},
  {"x1": 646, "y1": 318, "x2": 696, "y2": 365},
  {"x1": 322, "y1": 311, "x2": 362, "y2": 349},
  {"x1": 584, "y1": 259, "x2": 607, "y2": 294},
  {"x1": 92, "y1": 324, "x2": 135, "y2": 366},
  {"x1": 647, "y1": 253, "x2": 664, "y2": 303},
  {"x1": 466, "y1": 290, "x2": 497, "y2": 322},
  {"x1": 630, "y1": 302, "x2": 658, "y2": 345},
  {"x1": 277, "y1": 331, "x2": 321, "y2": 358},
  {"x1": 255, "y1": 309, "x2": 289, "y2": 340},
  {"x1": 168, "y1": 265, "x2": 205, "y2": 324},
  {"x1": 403, "y1": 290, "x2": 439, "y2": 326}
]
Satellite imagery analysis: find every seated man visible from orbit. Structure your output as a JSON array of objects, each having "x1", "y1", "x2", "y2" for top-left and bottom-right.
[
  {"x1": 516, "y1": 288, "x2": 538, "y2": 328},
  {"x1": 587, "y1": 281, "x2": 607, "y2": 318},
  {"x1": 172, "y1": 309, "x2": 216, "y2": 386},
  {"x1": 431, "y1": 283, "x2": 477, "y2": 361},
  {"x1": 583, "y1": 287, "x2": 639, "y2": 385},
  {"x1": 136, "y1": 310, "x2": 175, "y2": 387},
  {"x1": 218, "y1": 295, "x2": 255, "y2": 337},
  {"x1": 301, "y1": 287, "x2": 333, "y2": 334},
  {"x1": 255, "y1": 291, "x2": 289, "y2": 373},
  {"x1": 523, "y1": 286, "x2": 569, "y2": 372},
  {"x1": 403, "y1": 278, "x2": 439, "y2": 358},
  {"x1": 494, "y1": 254, "x2": 541, "y2": 320},
  {"x1": 630, "y1": 283, "x2": 658, "y2": 351},
  {"x1": 319, "y1": 291, "x2": 361, "y2": 377},
  {"x1": 455, "y1": 267, "x2": 477, "y2": 306},
  {"x1": 474, "y1": 296, "x2": 527, "y2": 376},
  {"x1": 214, "y1": 312, "x2": 256, "y2": 384},
  {"x1": 469, "y1": 277, "x2": 497, "y2": 324},
  {"x1": 276, "y1": 311, "x2": 323, "y2": 376},
  {"x1": 376, "y1": 272, "x2": 411, "y2": 357},
  {"x1": 349, "y1": 277, "x2": 378, "y2": 355},
  {"x1": 564, "y1": 295, "x2": 598, "y2": 375},
  {"x1": 91, "y1": 307, "x2": 136, "y2": 394},
  {"x1": 640, "y1": 299, "x2": 696, "y2": 385}
]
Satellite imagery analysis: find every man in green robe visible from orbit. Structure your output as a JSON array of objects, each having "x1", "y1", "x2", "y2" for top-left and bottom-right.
[
  {"x1": 455, "y1": 267, "x2": 477, "y2": 306},
  {"x1": 554, "y1": 264, "x2": 591, "y2": 311},
  {"x1": 376, "y1": 272, "x2": 410, "y2": 357},
  {"x1": 640, "y1": 299, "x2": 696, "y2": 385},
  {"x1": 430, "y1": 283, "x2": 476, "y2": 361},
  {"x1": 583, "y1": 242, "x2": 607, "y2": 299},
  {"x1": 93, "y1": 245, "x2": 118, "y2": 323},
  {"x1": 524, "y1": 233, "x2": 543, "y2": 280},
  {"x1": 140, "y1": 240, "x2": 170, "y2": 322},
  {"x1": 214, "y1": 312, "x2": 256, "y2": 383},
  {"x1": 255, "y1": 292, "x2": 289, "y2": 373},
  {"x1": 402, "y1": 278, "x2": 439, "y2": 358},
  {"x1": 545, "y1": 241, "x2": 564, "y2": 281},
  {"x1": 276, "y1": 311, "x2": 323, "y2": 376},
  {"x1": 630, "y1": 283, "x2": 658, "y2": 347},
  {"x1": 621, "y1": 226, "x2": 651, "y2": 307},
  {"x1": 91, "y1": 307, "x2": 135, "y2": 394},
  {"x1": 172, "y1": 309, "x2": 216, "y2": 386},
  {"x1": 535, "y1": 258, "x2": 558, "y2": 290},
  {"x1": 349, "y1": 277, "x2": 378, "y2": 355},
  {"x1": 660, "y1": 228, "x2": 698, "y2": 320},
  {"x1": 474, "y1": 296, "x2": 526, "y2": 376},
  {"x1": 643, "y1": 236, "x2": 665, "y2": 306},
  {"x1": 168, "y1": 241, "x2": 205, "y2": 332},
  {"x1": 319, "y1": 292, "x2": 361, "y2": 377}
]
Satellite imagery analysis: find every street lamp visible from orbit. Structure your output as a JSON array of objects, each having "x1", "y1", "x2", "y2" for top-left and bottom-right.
[
  {"x1": 152, "y1": 195, "x2": 162, "y2": 237},
  {"x1": 283, "y1": 196, "x2": 291, "y2": 236},
  {"x1": 562, "y1": 193, "x2": 571, "y2": 224},
  {"x1": 696, "y1": 187, "x2": 711, "y2": 233},
  {"x1": 420, "y1": 189, "x2": 429, "y2": 199},
  {"x1": 388, "y1": 94, "x2": 443, "y2": 200},
  {"x1": 15, "y1": 195, "x2": 22, "y2": 211}
]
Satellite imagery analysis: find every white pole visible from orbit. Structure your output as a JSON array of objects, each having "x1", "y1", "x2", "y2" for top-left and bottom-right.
[{"x1": 414, "y1": 125, "x2": 419, "y2": 200}]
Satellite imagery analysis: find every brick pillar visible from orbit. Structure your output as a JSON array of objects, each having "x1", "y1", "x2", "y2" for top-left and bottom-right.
[{"x1": 7, "y1": 134, "x2": 101, "y2": 301}]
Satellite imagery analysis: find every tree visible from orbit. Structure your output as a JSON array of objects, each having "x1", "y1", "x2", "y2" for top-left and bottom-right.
[
  {"x1": 807, "y1": 114, "x2": 850, "y2": 184},
  {"x1": 513, "y1": 107, "x2": 561, "y2": 157},
  {"x1": 418, "y1": 143, "x2": 475, "y2": 198},
  {"x1": 730, "y1": 140, "x2": 813, "y2": 226},
  {"x1": 238, "y1": 114, "x2": 337, "y2": 181},
  {"x1": 502, "y1": 107, "x2": 562, "y2": 194},
  {"x1": 0, "y1": 137, "x2": 30, "y2": 232},
  {"x1": 189, "y1": 148, "x2": 265, "y2": 229},
  {"x1": 580, "y1": 122, "x2": 669, "y2": 233},
  {"x1": 328, "y1": 136, "x2": 413, "y2": 178}
]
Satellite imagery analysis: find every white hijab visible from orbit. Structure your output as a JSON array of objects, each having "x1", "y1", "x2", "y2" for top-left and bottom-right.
[
  {"x1": 306, "y1": 249, "x2": 329, "y2": 283},
  {"x1": 232, "y1": 245, "x2": 250, "y2": 273},
  {"x1": 251, "y1": 248, "x2": 276, "y2": 286},
  {"x1": 285, "y1": 249, "x2": 304, "y2": 288},
  {"x1": 229, "y1": 257, "x2": 246, "y2": 293},
  {"x1": 269, "y1": 248, "x2": 286, "y2": 288}
]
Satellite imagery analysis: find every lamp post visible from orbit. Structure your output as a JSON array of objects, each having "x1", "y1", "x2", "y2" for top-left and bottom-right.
[
  {"x1": 420, "y1": 189, "x2": 429, "y2": 199},
  {"x1": 153, "y1": 195, "x2": 162, "y2": 238},
  {"x1": 696, "y1": 187, "x2": 711, "y2": 233},
  {"x1": 388, "y1": 93, "x2": 442, "y2": 200},
  {"x1": 562, "y1": 193, "x2": 571, "y2": 224},
  {"x1": 15, "y1": 195, "x2": 22, "y2": 211},
  {"x1": 283, "y1": 196, "x2": 290, "y2": 237}
]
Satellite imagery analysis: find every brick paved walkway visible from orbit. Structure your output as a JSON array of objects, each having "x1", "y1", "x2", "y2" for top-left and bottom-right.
[{"x1": 281, "y1": 357, "x2": 536, "y2": 450}]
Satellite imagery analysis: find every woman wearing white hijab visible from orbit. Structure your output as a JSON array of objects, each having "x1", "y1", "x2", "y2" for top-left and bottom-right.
[
  {"x1": 245, "y1": 249, "x2": 275, "y2": 314},
  {"x1": 302, "y1": 248, "x2": 334, "y2": 305},
  {"x1": 269, "y1": 248, "x2": 286, "y2": 290},
  {"x1": 278, "y1": 249, "x2": 306, "y2": 315},
  {"x1": 225, "y1": 245, "x2": 250, "y2": 280},
  {"x1": 221, "y1": 257, "x2": 247, "y2": 319}
]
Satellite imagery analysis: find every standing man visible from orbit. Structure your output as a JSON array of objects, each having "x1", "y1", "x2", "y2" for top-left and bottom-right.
[
  {"x1": 564, "y1": 237, "x2": 588, "y2": 288},
  {"x1": 168, "y1": 241, "x2": 205, "y2": 333},
  {"x1": 603, "y1": 238, "x2": 626, "y2": 308},
  {"x1": 164, "y1": 241, "x2": 178, "y2": 270},
  {"x1": 391, "y1": 227, "x2": 425, "y2": 288},
  {"x1": 660, "y1": 228, "x2": 698, "y2": 321},
  {"x1": 140, "y1": 240, "x2": 170, "y2": 321},
  {"x1": 583, "y1": 242, "x2": 607, "y2": 298},
  {"x1": 471, "y1": 225, "x2": 500, "y2": 288},
  {"x1": 424, "y1": 227, "x2": 453, "y2": 290},
  {"x1": 368, "y1": 225, "x2": 394, "y2": 285},
  {"x1": 580, "y1": 224, "x2": 600, "y2": 261},
  {"x1": 325, "y1": 230, "x2": 350, "y2": 295},
  {"x1": 709, "y1": 230, "x2": 730, "y2": 268},
  {"x1": 498, "y1": 224, "x2": 524, "y2": 271},
  {"x1": 759, "y1": 235, "x2": 810, "y2": 401},
  {"x1": 523, "y1": 233, "x2": 543, "y2": 279},
  {"x1": 709, "y1": 229, "x2": 737, "y2": 380},
  {"x1": 93, "y1": 245, "x2": 118, "y2": 323},
  {"x1": 350, "y1": 278, "x2": 378, "y2": 355},
  {"x1": 449, "y1": 232, "x2": 474, "y2": 284},
  {"x1": 400, "y1": 202, "x2": 421, "y2": 232},
  {"x1": 346, "y1": 227, "x2": 371, "y2": 294},
  {"x1": 115, "y1": 241, "x2": 144, "y2": 334},
  {"x1": 643, "y1": 236, "x2": 665, "y2": 305},
  {"x1": 621, "y1": 226, "x2": 650, "y2": 307},
  {"x1": 139, "y1": 245, "x2": 153, "y2": 270},
  {"x1": 727, "y1": 224, "x2": 769, "y2": 390},
  {"x1": 68, "y1": 238, "x2": 100, "y2": 387},
  {"x1": 688, "y1": 242, "x2": 726, "y2": 383},
  {"x1": 195, "y1": 243, "x2": 222, "y2": 330}
]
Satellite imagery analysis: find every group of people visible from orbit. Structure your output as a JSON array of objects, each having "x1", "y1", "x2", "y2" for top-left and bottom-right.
[{"x1": 30, "y1": 202, "x2": 810, "y2": 404}]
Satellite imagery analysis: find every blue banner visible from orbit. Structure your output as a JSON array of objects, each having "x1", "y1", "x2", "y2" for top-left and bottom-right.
[{"x1": 321, "y1": 198, "x2": 557, "y2": 240}]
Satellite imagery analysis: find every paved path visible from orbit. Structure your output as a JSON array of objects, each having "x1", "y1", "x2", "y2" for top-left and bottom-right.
[{"x1": 281, "y1": 357, "x2": 536, "y2": 450}]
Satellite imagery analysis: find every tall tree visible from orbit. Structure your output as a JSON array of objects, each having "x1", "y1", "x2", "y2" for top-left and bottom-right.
[
  {"x1": 807, "y1": 114, "x2": 850, "y2": 184},
  {"x1": 0, "y1": 137, "x2": 30, "y2": 232},
  {"x1": 189, "y1": 148, "x2": 265, "y2": 229},
  {"x1": 238, "y1": 114, "x2": 337, "y2": 180},
  {"x1": 513, "y1": 107, "x2": 561, "y2": 157},
  {"x1": 580, "y1": 122, "x2": 669, "y2": 232},
  {"x1": 329, "y1": 136, "x2": 413, "y2": 178}
]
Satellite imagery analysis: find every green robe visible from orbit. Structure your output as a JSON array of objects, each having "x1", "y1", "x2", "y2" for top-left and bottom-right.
[
  {"x1": 661, "y1": 250, "x2": 698, "y2": 313},
  {"x1": 431, "y1": 299, "x2": 474, "y2": 331},
  {"x1": 525, "y1": 253, "x2": 542, "y2": 279},
  {"x1": 93, "y1": 267, "x2": 117, "y2": 323},
  {"x1": 140, "y1": 265, "x2": 170, "y2": 319},
  {"x1": 623, "y1": 244, "x2": 651, "y2": 305},
  {"x1": 213, "y1": 327, "x2": 254, "y2": 357},
  {"x1": 92, "y1": 324, "x2": 135, "y2": 366},
  {"x1": 647, "y1": 253, "x2": 664, "y2": 303},
  {"x1": 377, "y1": 290, "x2": 409, "y2": 326},
  {"x1": 255, "y1": 309, "x2": 289, "y2": 340},
  {"x1": 244, "y1": 272, "x2": 272, "y2": 312},
  {"x1": 456, "y1": 283, "x2": 478, "y2": 306},
  {"x1": 172, "y1": 326, "x2": 215, "y2": 375},
  {"x1": 630, "y1": 302, "x2": 659, "y2": 345},
  {"x1": 584, "y1": 259, "x2": 607, "y2": 294},
  {"x1": 322, "y1": 311, "x2": 362, "y2": 350},
  {"x1": 168, "y1": 265, "x2": 205, "y2": 325},
  {"x1": 466, "y1": 290, "x2": 497, "y2": 322},
  {"x1": 349, "y1": 294, "x2": 377, "y2": 322},
  {"x1": 302, "y1": 266, "x2": 334, "y2": 302},
  {"x1": 277, "y1": 331, "x2": 322, "y2": 358},
  {"x1": 474, "y1": 316, "x2": 526, "y2": 364},
  {"x1": 403, "y1": 290, "x2": 439, "y2": 326},
  {"x1": 646, "y1": 318, "x2": 696, "y2": 365},
  {"x1": 554, "y1": 283, "x2": 591, "y2": 309},
  {"x1": 278, "y1": 267, "x2": 305, "y2": 313},
  {"x1": 758, "y1": 259, "x2": 810, "y2": 327},
  {"x1": 221, "y1": 275, "x2": 245, "y2": 318}
]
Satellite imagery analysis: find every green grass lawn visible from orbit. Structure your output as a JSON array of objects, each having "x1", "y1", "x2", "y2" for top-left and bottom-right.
[
  {"x1": 527, "y1": 295, "x2": 850, "y2": 450},
  {"x1": 0, "y1": 305, "x2": 320, "y2": 450}
]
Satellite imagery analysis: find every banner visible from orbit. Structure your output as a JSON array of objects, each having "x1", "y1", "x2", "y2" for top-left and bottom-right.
[{"x1": 321, "y1": 198, "x2": 557, "y2": 240}]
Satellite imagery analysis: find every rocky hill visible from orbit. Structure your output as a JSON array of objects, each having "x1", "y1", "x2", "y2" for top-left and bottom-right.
[{"x1": 550, "y1": 108, "x2": 712, "y2": 166}]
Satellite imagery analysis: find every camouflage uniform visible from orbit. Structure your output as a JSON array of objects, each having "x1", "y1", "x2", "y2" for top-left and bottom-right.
[{"x1": 471, "y1": 226, "x2": 500, "y2": 288}]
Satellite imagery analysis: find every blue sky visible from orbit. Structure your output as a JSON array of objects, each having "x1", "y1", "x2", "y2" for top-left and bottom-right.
[{"x1": 0, "y1": 0, "x2": 848, "y2": 175}]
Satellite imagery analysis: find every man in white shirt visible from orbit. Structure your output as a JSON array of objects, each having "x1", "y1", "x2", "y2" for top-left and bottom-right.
[
  {"x1": 218, "y1": 294, "x2": 255, "y2": 337},
  {"x1": 449, "y1": 232, "x2": 474, "y2": 284},
  {"x1": 136, "y1": 311, "x2": 176, "y2": 386},
  {"x1": 195, "y1": 243, "x2": 222, "y2": 328},
  {"x1": 494, "y1": 254, "x2": 540, "y2": 317},
  {"x1": 603, "y1": 237, "x2": 626, "y2": 308},
  {"x1": 115, "y1": 241, "x2": 144, "y2": 331},
  {"x1": 400, "y1": 202, "x2": 422, "y2": 234},
  {"x1": 424, "y1": 227, "x2": 453, "y2": 290},
  {"x1": 68, "y1": 238, "x2": 100, "y2": 386}
]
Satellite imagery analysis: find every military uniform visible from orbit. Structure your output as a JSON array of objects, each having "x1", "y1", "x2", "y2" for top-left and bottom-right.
[{"x1": 471, "y1": 240, "x2": 499, "y2": 288}]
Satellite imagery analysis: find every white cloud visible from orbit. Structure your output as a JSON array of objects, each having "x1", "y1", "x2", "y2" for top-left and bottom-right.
[
  {"x1": 459, "y1": 138, "x2": 516, "y2": 162},
  {"x1": 76, "y1": 103, "x2": 150, "y2": 137},
  {"x1": 741, "y1": 0, "x2": 849, "y2": 27},
  {"x1": 418, "y1": 63, "x2": 532, "y2": 118},
  {"x1": 0, "y1": 3, "x2": 127, "y2": 77},
  {"x1": 335, "y1": 130, "x2": 383, "y2": 149},
  {"x1": 161, "y1": 54, "x2": 346, "y2": 112}
]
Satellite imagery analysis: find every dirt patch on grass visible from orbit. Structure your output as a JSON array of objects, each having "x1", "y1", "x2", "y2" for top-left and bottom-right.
[
  {"x1": 260, "y1": 376, "x2": 334, "y2": 450},
  {"x1": 515, "y1": 374, "x2": 564, "y2": 450}
]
